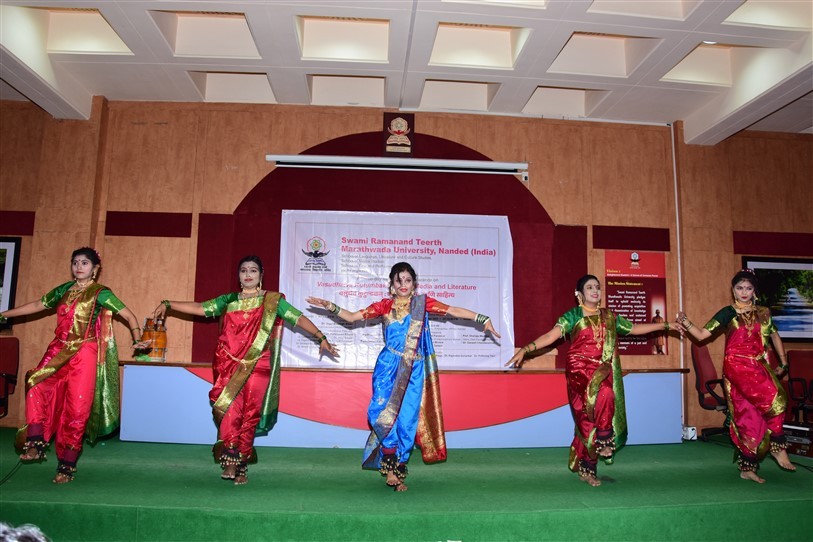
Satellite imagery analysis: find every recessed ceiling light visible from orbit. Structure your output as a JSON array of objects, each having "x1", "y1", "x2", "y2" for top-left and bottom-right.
[{"x1": 702, "y1": 40, "x2": 718, "y2": 44}]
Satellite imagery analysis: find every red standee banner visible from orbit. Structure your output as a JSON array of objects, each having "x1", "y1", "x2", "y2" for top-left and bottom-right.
[{"x1": 605, "y1": 250, "x2": 668, "y2": 355}]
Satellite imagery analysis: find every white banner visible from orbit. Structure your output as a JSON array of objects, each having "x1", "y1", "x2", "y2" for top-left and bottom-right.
[{"x1": 279, "y1": 210, "x2": 514, "y2": 370}]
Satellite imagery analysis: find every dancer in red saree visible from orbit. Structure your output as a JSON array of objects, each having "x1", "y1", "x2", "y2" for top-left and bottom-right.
[
  {"x1": 153, "y1": 255, "x2": 337, "y2": 485},
  {"x1": 0, "y1": 247, "x2": 148, "y2": 483},
  {"x1": 506, "y1": 274, "x2": 671, "y2": 487},
  {"x1": 678, "y1": 269, "x2": 793, "y2": 483}
]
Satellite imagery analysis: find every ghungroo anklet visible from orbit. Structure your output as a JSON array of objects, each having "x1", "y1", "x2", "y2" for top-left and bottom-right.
[
  {"x1": 578, "y1": 460, "x2": 597, "y2": 478},
  {"x1": 235, "y1": 462, "x2": 248, "y2": 478},
  {"x1": 394, "y1": 463, "x2": 408, "y2": 481},
  {"x1": 770, "y1": 436, "x2": 788, "y2": 454},
  {"x1": 737, "y1": 455, "x2": 759, "y2": 472},
  {"x1": 594, "y1": 436, "x2": 616, "y2": 453},
  {"x1": 55, "y1": 461, "x2": 77, "y2": 482},
  {"x1": 21, "y1": 438, "x2": 48, "y2": 461},
  {"x1": 219, "y1": 447, "x2": 241, "y2": 469},
  {"x1": 379, "y1": 453, "x2": 397, "y2": 477}
]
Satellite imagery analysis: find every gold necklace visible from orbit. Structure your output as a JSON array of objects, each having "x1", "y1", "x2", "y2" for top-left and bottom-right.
[
  {"x1": 65, "y1": 280, "x2": 91, "y2": 304},
  {"x1": 579, "y1": 303, "x2": 598, "y2": 313},
  {"x1": 238, "y1": 288, "x2": 262, "y2": 300},
  {"x1": 737, "y1": 305, "x2": 757, "y2": 336},
  {"x1": 586, "y1": 312, "x2": 605, "y2": 344},
  {"x1": 392, "y1": 296, "x2": 412, "y2": 321}
]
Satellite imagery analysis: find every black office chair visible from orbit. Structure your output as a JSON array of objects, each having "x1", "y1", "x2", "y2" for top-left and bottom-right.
[
  {"x1": 690, "y1": 343, "x2": 729, "y2": 441},
  {"x1": 787, "y1": 350, "x2": 813, "y2": 424}
]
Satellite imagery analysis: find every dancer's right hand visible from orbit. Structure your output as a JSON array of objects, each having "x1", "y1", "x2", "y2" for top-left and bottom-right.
[
  {"x1": 152, "y1": 303, "x2": 167, "y2": 320},
  {"x1": 504, "y1": 350, "x2": 526, "y2": 369}
]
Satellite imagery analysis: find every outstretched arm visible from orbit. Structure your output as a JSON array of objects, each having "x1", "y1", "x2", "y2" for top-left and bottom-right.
[
  {"x1": 152, "y1": 300, "x2": 205, "y2": 320},
  {"x1": 306, "y1": 297, "x2": 365, "y2": 323},
  {"x1": 0, "y1": 299, "x2": 46, "y2": 320},
  {"x1": 505, "y1": 326, "x2": 563, "y2": 368},
  {"x1": 628, "y1": 321, "x2": 672, "y2": 336},
  {"x1": 676, "y1": 311, "x2": 712, "y2": 342},
  {"x1": 445, "y1": 305, "x2": 501, "y2": 338}
]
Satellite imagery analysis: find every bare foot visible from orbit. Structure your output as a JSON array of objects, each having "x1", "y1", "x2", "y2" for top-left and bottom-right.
[
  {"x1": 771, "y1": 449, "x2": 796, "y2": 471},
  {"x1": 740, "y1": 470, "x2": 765, "y2": 483},
  {"x1": 221, "y1": 464, "x2": 237, "y2": 480},
  {"x1": 394, "y1": 482, "x2": 408, "y2": 492},
  {"x1": 234, "y1": 474, "x2": 248, "y2": 485},
  {"x1": 579, "y1": 473, "x2": 601, "y2": 487},
  {"x1": 20, "y1": 448, "x2": 41, "y2": 461},
  {"x1": 52, "y1": 473, "x2": 73, "y2": 484},
  {"x1": 385, "y1": 471, "x2": 400, "y2": 487}
]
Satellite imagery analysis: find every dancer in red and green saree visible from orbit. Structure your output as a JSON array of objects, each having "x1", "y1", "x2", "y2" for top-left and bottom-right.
[
  {"x1": 152, "y1": 255, "x2": 337, "y2": 485},
  {"x1": 677, "y1": 269, "x2": 794, "y2": 483},
  {"x1": 506, "y1": 274, "x2": 671, "y2": 487},
  {"x1": 308, "y1": 262, "x2": 500, "y2": 492},
  {"x1": 0, "y1": 247, "x2": 148, "y2": 484}
]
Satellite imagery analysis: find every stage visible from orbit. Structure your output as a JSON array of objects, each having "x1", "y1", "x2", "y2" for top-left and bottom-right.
[{"x1": 0, "y1": 428, "x2": 810, "y2": 542}]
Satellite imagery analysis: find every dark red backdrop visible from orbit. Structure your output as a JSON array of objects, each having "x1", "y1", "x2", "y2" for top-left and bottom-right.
[{"x1": 189, "y1": 131, "x2": 587, "y2": 429}]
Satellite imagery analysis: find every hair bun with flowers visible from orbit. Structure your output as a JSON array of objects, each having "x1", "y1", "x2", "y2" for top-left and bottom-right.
[{"x1": 75, "y1": 246, "x2": 102, "y2": 266}]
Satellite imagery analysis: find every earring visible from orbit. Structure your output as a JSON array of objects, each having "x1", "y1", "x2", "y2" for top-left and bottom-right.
[
  {"x1": 753, "y1": 294, "x2": 758, "y2": 302},
  {"x1": 390, "y1": 286, "x2": 396, "y2": 296},
  {"x1": 258, "y1": 280, "x2": 263, "y2": 291},
  {"x1": 91, "y1": 269, "x2": 97, "y2": 281}
]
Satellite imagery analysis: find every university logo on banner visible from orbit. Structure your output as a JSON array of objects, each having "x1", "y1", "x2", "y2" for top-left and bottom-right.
[{"x1": 300, "y1": 236, "x2": 332, "y2": 272}]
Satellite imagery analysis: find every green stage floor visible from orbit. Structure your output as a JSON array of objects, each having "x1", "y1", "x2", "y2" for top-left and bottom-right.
[{"x1": 0, "y1": 428, "x2": 810, "y2": 542}]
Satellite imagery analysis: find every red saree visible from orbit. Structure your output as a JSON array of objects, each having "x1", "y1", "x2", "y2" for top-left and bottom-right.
[
  {"x1": 556, "y1": 306, "x2": 633, "y2": 477},
  {"x1": 705, "y1": 305, "x2": 787, "y2": 469}
]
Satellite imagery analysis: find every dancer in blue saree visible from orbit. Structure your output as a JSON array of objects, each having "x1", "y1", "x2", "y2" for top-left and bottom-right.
[{"x1": 308, "y1": 262, "x2": 499, "y2": 491}]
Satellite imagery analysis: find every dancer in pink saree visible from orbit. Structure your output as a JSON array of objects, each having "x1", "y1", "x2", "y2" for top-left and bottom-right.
[
  {"x1": 0, "y1": 247, "x2": 147, "y2": 483},
  {"x1": 679, "y1": 269, "x2": 794, "y2": 483}
]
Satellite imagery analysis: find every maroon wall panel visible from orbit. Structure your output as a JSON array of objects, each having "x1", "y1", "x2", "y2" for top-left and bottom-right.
[
  {"x1": 734, "y1": 231, "x2": 813, "y2": 257},
  {"x1": 0, "y1": 211, "x2": 35, "y2": 235},
  {"x1": 105, "y1": 211, "x2": 192, "y2": 238},
  {"x1": 593, "y1": 225, "x2": 670, "y2": 252}
]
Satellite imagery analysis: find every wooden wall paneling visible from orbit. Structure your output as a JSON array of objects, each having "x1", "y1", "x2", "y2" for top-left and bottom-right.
[
  {"x1": 587, "y1": 125, "x2": 673, "y2": 228},
  {"x1": 530, "y1": 121, "x2": 588, "y2": 225},
  {"x1": 728, "y1": 134, "x2": 813, "y2": 233},
  {"x1": 200, "y1": 110, "x2": 274, "y2": 214},
  {"x1": 785, "y1": 139, "x2": 813, "y2": 232},
  {"x1": 313, "y1": 107, "x2": 382, "y2": 147},
  {"x1": 90, "y1": 96, "x2": 111, "y2": 248},
  {"x1": 105, "y1": 106, "x2": 200, "y2": 213},
  {"x1": 101, "y1": 236, "x2": 195, "y2": 362},
  {"x1": 417, "y1": 113, "x2": 483, "y2": 152},
  {"x1": 0, "y1": 103, "x2": 45, "y2": 210},
  {"x1": 467, "y1": 116, "x2": 534, "y2": 164}
]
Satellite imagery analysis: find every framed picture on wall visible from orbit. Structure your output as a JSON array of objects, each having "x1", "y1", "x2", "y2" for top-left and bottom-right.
[
  {"x1": 0, "y1": 237, "x2": 22, "y2": 330},
  {"x1": 742, "y1": 256, "x2": 813, "y2": 341}
]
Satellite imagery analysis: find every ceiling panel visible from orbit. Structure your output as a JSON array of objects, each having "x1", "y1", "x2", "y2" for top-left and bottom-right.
[{"x1": 0, "y1": 0, "x2": 810, "y2": 144}]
